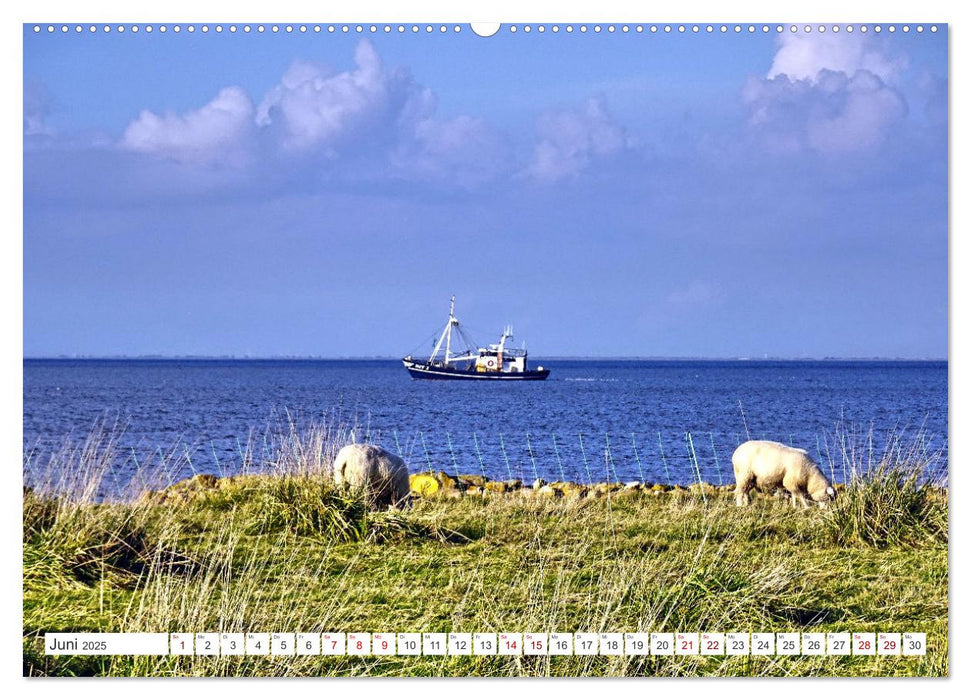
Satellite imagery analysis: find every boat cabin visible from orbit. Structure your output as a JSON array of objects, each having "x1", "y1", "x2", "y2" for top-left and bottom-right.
[{"x1": 474, "y1": 345, "x2": 527, "y2": 374}]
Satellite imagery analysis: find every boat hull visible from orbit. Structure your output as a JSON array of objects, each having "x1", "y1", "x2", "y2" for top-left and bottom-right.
[{"x1": 402, "y1": 359, "x2": 550, "y2": 381}]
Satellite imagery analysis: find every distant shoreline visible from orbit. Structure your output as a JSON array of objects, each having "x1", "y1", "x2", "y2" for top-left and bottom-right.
[{"x1": 23, "y1": 356, "x2": 948, "y2": 363}]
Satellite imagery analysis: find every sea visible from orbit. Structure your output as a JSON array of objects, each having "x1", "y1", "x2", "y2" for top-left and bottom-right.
[{"x1": 23, "y1": 359, "x2": 948, "y2": 492}]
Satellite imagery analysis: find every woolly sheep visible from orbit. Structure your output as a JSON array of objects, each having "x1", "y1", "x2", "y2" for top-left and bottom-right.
[
  {"x1": 332, "y1": 443, "x2": 410, "y2": 508},
  {"x1": 732, "y1": 440, "x2": 836, "y2": 508}
]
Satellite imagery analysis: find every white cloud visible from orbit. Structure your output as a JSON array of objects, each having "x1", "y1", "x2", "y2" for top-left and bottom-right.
[
  {"x1": 806, "y1": 71, "x2": 908, "y2": 153},
  {"x1": 117, "y1": 40, "x2": 510, "y2": 188},
  {"x1": 744, "y1": 70, "x2": 907, "y2": 155},
  {"x1": 745, "y1": 35, "x2": 909, "y2": 156},
  {"x1": 121, "y1": 86, "x2": 255, "y2": 167},
  {"x1": 119, "y1": 40, "x2": 439, "y2": 167},
  {"x1": 768, "y1": 32, "x2": 906, "y2": 83},
  {"x1": 525, "y1": 98, "x2": 632, "y2": 182},
  {"x1": 255, "y1": 40, "x2": 435, "y2": 154}
]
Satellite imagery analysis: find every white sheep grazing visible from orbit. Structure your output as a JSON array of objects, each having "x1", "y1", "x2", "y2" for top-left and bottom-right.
[
  {"x1": 732, "y1": 440, "x2": 837, "y2": 508},
  {"x1": 332, "y1": 443, "x2": 410, "y2": 508}
]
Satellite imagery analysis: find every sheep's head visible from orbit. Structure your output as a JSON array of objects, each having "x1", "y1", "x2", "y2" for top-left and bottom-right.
[{"x1": 813, "y1": 485, "x2": 838, "y2": 508}]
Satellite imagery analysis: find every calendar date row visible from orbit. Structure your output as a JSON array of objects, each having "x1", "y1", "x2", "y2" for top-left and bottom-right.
[{"x1": 45, "y1": 631, "x2": 927, "y2": 657}]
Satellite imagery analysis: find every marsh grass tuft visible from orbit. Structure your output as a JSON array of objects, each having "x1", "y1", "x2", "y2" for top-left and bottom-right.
[
  {"x1": 246, "y1": 475, "x2": 369, "y2": 541},
  {"x1": 23, "y1": 486, "x2": 158, "y2": 592},
  {"x1": 819, "y1": 426, "x2": 948, "y2": 548}
]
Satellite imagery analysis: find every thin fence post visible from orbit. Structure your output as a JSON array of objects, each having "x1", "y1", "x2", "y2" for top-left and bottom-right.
[
  {"x1": 578, "y1": 432, "x2": 593, "y2": 484},
  {"x1": 526, "y1": 433, "x2": 540, "y2": 483},
  {"x1": 657, "y1": 431, "x2": 672, "y2": 485},
  {"x1": 552, "y1": 433, "x2": 567, "y2": 482},
  {"x1": 738, "y1": 400, "x2": 751, "y2": 440},
  {"x1": 603, "y1": 441, "x2": 610, "y2": 483},
  {"x1": 631, "y1": 433, "x2": 646, "y2": 483},
  {"x1": 604, "y1": 433, "x2": 618, "y2": 483},
  {"x1": 446, "y1": 431, "x2": 460, "y2": 475},
  {"x1": 128, "y1": 447, "x2": 142, "y2": 496},
  {"x1": 473, "y1": 433, "x2": 488, "y2": 480},
  {"x1": 499, "y1": 433, "x2": 514, "y2": 481},
  {"x1": 420, "y1": 431, "x2": 433, "y2": 473},
  {"x1": 709, "y1": 432, "x2": 723, "y2": 486},
  {"x1": 686, "y1": 432, "x2": 707, "y2": 505},
  {"x1": 184, "y1": 447, "x2": 199, "y2": 477}
]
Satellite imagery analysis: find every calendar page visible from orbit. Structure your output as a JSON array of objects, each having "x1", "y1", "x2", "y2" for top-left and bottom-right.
[{"x1": 21, "y1": 3, "x2": 949, "y2": 680}]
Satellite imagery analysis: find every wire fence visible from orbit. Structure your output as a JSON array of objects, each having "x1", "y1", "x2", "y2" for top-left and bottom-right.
[
  {"x1": 345, "y1": 427, "x2": 948, "y2": 488},
  {"x1": 23, "y1": 423, "x2": 949, "y2": 501}
]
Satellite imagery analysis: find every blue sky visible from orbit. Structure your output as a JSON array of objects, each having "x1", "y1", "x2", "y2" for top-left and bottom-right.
[{"x1": 23, "y1": 24, "x2": 948, "y2": 358}]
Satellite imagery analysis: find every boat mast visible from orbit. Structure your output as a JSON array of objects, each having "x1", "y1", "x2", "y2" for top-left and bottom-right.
[
  {"x1": 444, "y1": 295, "x2": 456, "y2": 364},
  {"x1": 428, "y1": 296, "x2": 457, "y2": 365}
]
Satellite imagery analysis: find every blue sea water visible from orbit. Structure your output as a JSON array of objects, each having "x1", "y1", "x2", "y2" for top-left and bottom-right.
[{"x1": 23, "y1": 359, "x2": 948, "y2": 489}]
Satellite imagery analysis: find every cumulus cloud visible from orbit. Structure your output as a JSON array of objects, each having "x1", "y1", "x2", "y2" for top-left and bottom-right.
[
  {"x1": 121, "y1": 86, "x2": 255, "y2": 167},
  {"x1": 768, "y1": 32, "x2": 907, "y2": 83},
  {"x1": 745, "y1": 34, "x2": 908, "y2": 155},
  {"x1": 113, "y1": 41, "x2": 641, "y2": 188},
  {"x1": 744, "y1": 70, "x2": 907, "y2": 155},
  {"x1": 115, "y1": 40, "x2": 509, "y2": 188},
  {"x1": 255, "y1": 41, "x2": 435, "y2": 155},
  {"x1": 806, "y1": 71, "x2": 908, "y2": 152},
  {"x1": 525, "y1": 98, "x2": 633, "y2": 182}
]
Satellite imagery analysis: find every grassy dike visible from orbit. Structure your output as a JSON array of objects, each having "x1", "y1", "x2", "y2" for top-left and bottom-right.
[{"x1": 23, "y1": 432, "x2": 948, "y2": 677}]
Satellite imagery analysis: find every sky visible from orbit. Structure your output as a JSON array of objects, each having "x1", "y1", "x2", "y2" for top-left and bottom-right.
[{"x1": 23, "y1": 24, "x2": 948, "y2": 358}]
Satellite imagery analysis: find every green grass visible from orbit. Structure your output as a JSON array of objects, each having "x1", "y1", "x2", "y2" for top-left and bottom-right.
[{"x1": 22, "y1": 425, "x2": 948, "y2": 677}]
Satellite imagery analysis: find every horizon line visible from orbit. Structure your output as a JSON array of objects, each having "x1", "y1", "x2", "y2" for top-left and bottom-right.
[{"x1": 22, "y1": 354, "x2": 949, "y2": 362}]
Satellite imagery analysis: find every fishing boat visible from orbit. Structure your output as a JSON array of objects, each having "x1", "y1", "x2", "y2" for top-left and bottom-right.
[{"x1": 402, "y1": 297, "x2": 550, "y2": 381}]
